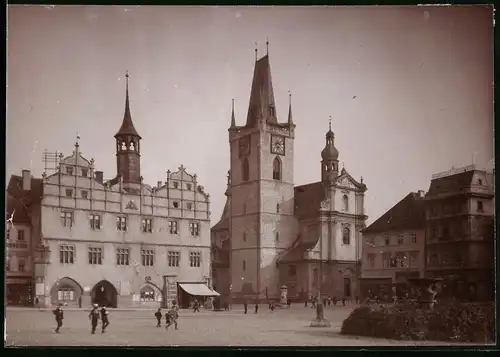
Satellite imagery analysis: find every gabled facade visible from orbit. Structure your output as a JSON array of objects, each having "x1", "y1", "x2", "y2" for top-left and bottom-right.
[
  {"x1": 360, "y1": 191, "x2": 426, "y2": 300},
  {"x1": 424, "y1": 165, "x2": 495, "y2": 301},
  {"x1": 8, "y1": 74, "x2": 213, "y2": 308},
  {"x1": 211, "y1": 47, "x2": 368, "y2": 302}
]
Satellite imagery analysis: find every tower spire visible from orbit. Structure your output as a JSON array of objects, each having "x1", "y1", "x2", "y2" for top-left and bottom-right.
[
  {"x1": 266, "y1": 37, "x2": 269, "y2": 56},
  {"x1": 255, "y1": 42, "x2": 258, "y2": 61},
  {"x1": 329, "y1": 116, "x2": 332, "y2": 132},
  {"x1": 231, "y1": 98, "x2": 236, "y2": 127},
  {"x1": 115, "y1": 70, "x2": 141, "y2": 139},
  {"x1": 288, "y1": 90, "x2": 293, "y2": 125}
]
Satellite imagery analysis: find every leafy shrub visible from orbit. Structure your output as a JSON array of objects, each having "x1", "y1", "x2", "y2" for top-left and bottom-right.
[{"x1": 340, "y1": 302, "x2": 495, "y2": 343}]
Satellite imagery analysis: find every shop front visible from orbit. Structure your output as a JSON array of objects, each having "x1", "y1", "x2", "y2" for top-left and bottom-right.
[
  {"x1": 177, "y1": 282, "x2": 220, "y2": 309},
  {"x1": 7, "y1": 276, "x2": 33, "y2": 306}
]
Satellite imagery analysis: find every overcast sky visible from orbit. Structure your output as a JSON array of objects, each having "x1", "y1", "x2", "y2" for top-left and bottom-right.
[{"x1": 7, "y1": 5, "x2": 493, "y2": 225}]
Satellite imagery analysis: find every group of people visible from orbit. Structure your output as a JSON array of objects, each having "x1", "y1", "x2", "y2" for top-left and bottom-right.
[
  {"x1": 52, "y1": 303, "x2": 110, "y2": 334},
  {"x1": 154, "y1": 300, "x2": 180, "y2": 330},
  {"x1": 305, "y1": 296, "x2": 357, "y2": 308}
]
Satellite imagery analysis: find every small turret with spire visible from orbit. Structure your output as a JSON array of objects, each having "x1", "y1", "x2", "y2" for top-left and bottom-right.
[
  {"x1": 288, "y1": 91, "x2": 293, "y2": 126},
  {"x1": 321, "y1": 116, "x2": 340, "y2": 185},
  {"x1": 114, "y1": 70, "x2": 142, "y2": 184}
]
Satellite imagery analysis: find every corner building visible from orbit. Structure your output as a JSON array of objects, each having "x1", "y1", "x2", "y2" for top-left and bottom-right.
[
  {"x1": 8, "y1": 75, "x2": 213, "y2": 308},
  {"x1": 212, "y1": 49, "x2": 368, "y2": 302}
]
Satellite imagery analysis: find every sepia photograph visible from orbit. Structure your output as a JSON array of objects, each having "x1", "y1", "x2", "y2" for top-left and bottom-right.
[{"x1": 5, "y1": 5, "x2": 495, "y2": 347}]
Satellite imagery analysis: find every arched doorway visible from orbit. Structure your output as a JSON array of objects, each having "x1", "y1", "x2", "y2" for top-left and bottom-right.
[
  {"x1": 140, "y1": 285, "x2": 157, "y2": 302},
  {"x1": 51, "y1": 277, "x2": 84, "y2": 307},
  {"x1": 91, "y1": 280, "x2": 118, "y2": 308}
]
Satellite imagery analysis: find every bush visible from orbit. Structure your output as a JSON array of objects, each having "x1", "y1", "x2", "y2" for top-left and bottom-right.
[{"x1": 340, "y1": 302, "x2": 495, "y2": 343}]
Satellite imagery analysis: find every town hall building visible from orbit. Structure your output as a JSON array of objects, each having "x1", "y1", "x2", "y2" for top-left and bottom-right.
[
  {"x1": 7, "y1": 73, "x2": 215, "y2": 308},
  {"x1": 211, "y1": 47, "x2": 368, "y2": 303}
]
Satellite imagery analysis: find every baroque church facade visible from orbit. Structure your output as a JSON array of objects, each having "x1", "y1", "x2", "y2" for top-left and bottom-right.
[
  {"x1": 211, "y1": 49, "x2": 368, "y2": 302},
  {"x1": 7, "y1": 73, "x2": 214, "y2": 308}
]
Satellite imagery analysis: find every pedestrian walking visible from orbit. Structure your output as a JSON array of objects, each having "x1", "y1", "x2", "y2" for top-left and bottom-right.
[
  {"x1": 342, "y1": 296, "x2": 346, "y2": 306},
  {"x1": 89, "y1": 304, "x2": 100, "y2": 334},
  {"x1": 332, "y1": 296, "x2": 337, "y2": 306},
  {"x1": 53, "y1": 304, "x2": 64, "y2": 333},
  {"x1": 193, "y1": 299, "x2": 200, "y2": 313},
  {"x1": 254, "y1": 301, "x2": 259, "y2": 314},
  {"x1": 165, "y1": 300, "x2": 179, "y2": 330},
  {"x1": 270, "y1": 301, "x2": 275, "y2": 312},
  {"x1": 35, "y1": 297, "x2": 40, "y2": 310},
  {"x1": 244, "y1": 300, "x2": 248, "y2": 314},
  {"x1": 287, "y1": 299, "x2": 291, "y2": 308},
  {"x1": 304, "y1": 298, "x2": 308, "y2": 307},
  {"x1": 78, "y1": 296, "x2": 82, "y2": 308},
  {"x1": 155, "y1": 308, "x2": 162, "y2": 327},
  {"x1": 100, "y1": 305, "x2": 110, "y2": 333}
]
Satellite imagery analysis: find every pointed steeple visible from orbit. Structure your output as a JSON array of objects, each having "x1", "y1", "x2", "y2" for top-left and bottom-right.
[
  {"x1": 246, "y1": 48, "x2": 277, "y2": 127},
  {"x1": 288, "y1": 91, "x2": 293, "y2": 125},
  {"x1": 230, "y1": 98, "x2": 236, "y2": 127},
  {"x1": 114, "y1": 70, "x2": 141, "y2": 139},
  {"x1": 322, "y1": 116, "x2": 339, "y2": 161}
]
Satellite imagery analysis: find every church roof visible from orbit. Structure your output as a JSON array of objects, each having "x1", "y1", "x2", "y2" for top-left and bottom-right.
[
  {"x1": 363, "y1": 192, "x2": 425, "y2": 234},
  {"x1": 294, "y1": 182, "x2": 325, "y2": 220},
  {"x1": 246, "y1": 55, "x2": 277, "y2": 127},
  {"x1": 115, "y1": 73, "x2": 141, "y2": 139},
  {"x1": 212, "y1": 196, "x2": 230, "y2": 231}
]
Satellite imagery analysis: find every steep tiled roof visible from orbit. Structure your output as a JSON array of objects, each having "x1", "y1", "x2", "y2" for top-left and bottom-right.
[
  {"x1": 427, "y1": 171, "x2": 475, "y2": 196},
  {"x1": 6, "y1": 175, "x2": 44, "y2": 224},
  {"x1": 115, "y1": 75, "x2": 141, "y2": 139},
  {"x1": 363, "y1": 192, "x2": 425, "y2": 234},
  {"x1": 294, "y1": 182, "x2": 325, "y2": 220},
  {"x1": 212, "y1": 196, "x2": 230, "y2": 231},
  {"x1": 246, "y1": 55, "x2": 277, "y2": 127}
]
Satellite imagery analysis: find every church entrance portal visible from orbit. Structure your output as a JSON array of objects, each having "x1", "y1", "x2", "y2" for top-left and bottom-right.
[{"x1": 91, "y1": 280, "x2": 118, "y2": 308}]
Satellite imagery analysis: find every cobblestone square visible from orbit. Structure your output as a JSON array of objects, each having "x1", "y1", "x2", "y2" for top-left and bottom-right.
[{"x1": 6, "y1": 305, "x2": 464, "y2": 347}]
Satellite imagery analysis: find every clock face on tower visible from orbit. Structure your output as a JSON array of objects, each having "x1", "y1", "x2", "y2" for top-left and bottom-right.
[
  {"x1": 238, "y1": 136, "x2": 251, "y2": 158},
  {"x1": 271, "y1": 135, "x2": 285, "y2": 155}
]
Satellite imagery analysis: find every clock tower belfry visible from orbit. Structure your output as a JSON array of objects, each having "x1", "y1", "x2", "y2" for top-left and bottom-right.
[
  {"x1": 114, "y1": 71, "x2": 142, "y2": 186},
  {"x1": 228, "y1": 43, "x2": 297, "y2": 301}
]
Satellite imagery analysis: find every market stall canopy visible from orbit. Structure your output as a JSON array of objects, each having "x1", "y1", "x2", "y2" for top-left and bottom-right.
[{"x1": 179, "y1": 283, "x2": 220, "y2": 297}]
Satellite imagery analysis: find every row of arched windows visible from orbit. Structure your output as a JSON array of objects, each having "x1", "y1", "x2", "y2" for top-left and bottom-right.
[
  {"x1": 117, "y1": 140, "x2": 139, "y2": 152},
  {"x1": 241, "y1": 157, "x2": 282, "y2": 182}
]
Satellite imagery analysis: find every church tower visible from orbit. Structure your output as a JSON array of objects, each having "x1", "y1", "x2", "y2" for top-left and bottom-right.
[
  {"x1": 114, "y1": 71, "x2": 142, "y2": 187},
  {"x1": 321, "y1": 118, "x2": 340, "y2": 185},
  {"x1": 229, "y1": 44, "x2": 297, "y2": 300}
]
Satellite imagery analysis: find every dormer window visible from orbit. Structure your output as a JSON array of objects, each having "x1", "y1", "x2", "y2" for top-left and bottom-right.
[
  {"x1": 186, "y1": 183, "x2": 192, "y2": 191},
  {"x1": 173, "y1": 182, "x2": 179, "y2": 189},
  {"x1": 478, "y1": 179, "x2": 483, "y2": 185},
  {"x1": 66, "y1": 167, "x2": 74, "y2": 175},
  {"x1": 81, "y1": 168, "x2": 88, "y2": 177}
]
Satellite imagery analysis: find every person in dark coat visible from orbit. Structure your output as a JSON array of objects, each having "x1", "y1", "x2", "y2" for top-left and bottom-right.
[
  {"x1": 254, "y1": 300, "x2": 259, "y2": 314},
  {"x1": 342, "y1": 296, "x2": 346, "y2": 306},
  {"x1": 287, "y1": 299, "x2": 291, "y2": 308},
  {"x1": 100, "y1": 305, "x2": 109, "y2": 333},
  {"x1": 88, "y1": 304, "x2": 100, "y2": 334},
  {"x1": 193, "y1": 299, "x2": 200, "y2": 313},
  {"x1": 155, "y1": 308, "x2": 162, "y2": 327},
  {"x1": 53, "y1": 304, "x2": 64, "y2": 333},
  {"x1": 243, "y1": 300, "x2": 248, "y2": 314}
]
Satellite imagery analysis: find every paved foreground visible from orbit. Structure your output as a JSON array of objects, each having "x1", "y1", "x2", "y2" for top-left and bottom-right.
[{"x1": 6, "y1": 305, "x2": 467, "y2": 347}]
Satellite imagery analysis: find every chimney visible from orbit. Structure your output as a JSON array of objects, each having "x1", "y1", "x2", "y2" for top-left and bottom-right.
[
  {"x1": 157, "y1": 181, "x2": 162, "y2": 188},
  {"x1": 417, "y1": 190, "x2": 425, "y2": 198},
  {"x1": 95, "y1": 171, "x2": 104, "y2": 183},
  {"x1": 21, "y1": 170, "x2": 31, "y2": 191}
]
